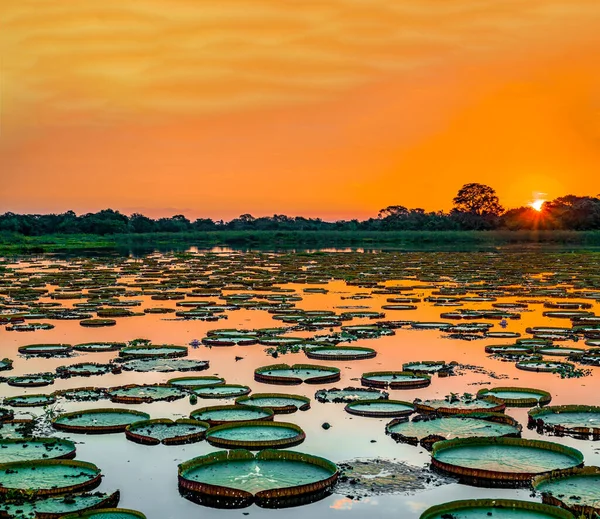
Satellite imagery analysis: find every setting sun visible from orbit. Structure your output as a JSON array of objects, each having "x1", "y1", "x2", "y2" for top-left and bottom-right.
[{"x1": 530, "y1": 199, "x2": 546, "y2": 211}]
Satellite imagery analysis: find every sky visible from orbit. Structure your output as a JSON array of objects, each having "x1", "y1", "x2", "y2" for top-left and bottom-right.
[{"x1": 1, "y1": 0, "x2": 599, "y2": 220}]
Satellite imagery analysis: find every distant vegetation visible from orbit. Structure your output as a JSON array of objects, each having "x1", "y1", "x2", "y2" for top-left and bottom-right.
[{"x1": 2, "y1": 184, "x2": 600, "y2": 237}]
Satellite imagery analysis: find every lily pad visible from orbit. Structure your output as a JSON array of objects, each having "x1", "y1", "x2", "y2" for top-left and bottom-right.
[
  {"x1": 235, "y1": 393, "x2": 310, "y2": 414},
  {"x1": 0, "y1": 438, "x2": 76, "y2": 463},
  {"x1": 178, "y1": 449, "x2": 338, "y2": 508},
  {"x1": 205, "y1": 421, "x2": 305, "y2": 450},
  {"x1": 431, "y1": 437, "x2": 583, "y2": 486},
  {"x1": 190, "y1": 405, "x2": 274, "y2": 426},
  {"x1": 0, "y1": 459, "x2": 102, "y2": 496},
  {"x1": 53, "y1": 408, "x2": 150, "y2": 434},
  {"x1": 125, "y1": 418, "x2": 209, "y2": 445}
]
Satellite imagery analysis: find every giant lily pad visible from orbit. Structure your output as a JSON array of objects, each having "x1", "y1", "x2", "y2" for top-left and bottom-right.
[
  {"x1": 178, "y1": 449, "x2": 338, "y2": 508},
  {"x1": 192, "y1": 384, "x2": 251, "y2": 399},
  {"x1": 56, "y1": 362, "x2": 114, "y2": 378},
  {"x1": 254, "y1": 364, "x2": 340, "y2": 385},
  {"x1": 431, "y1": 437, "x2": 583, "y2": 486},
  {"x1": 477, "y1": 387, "x2": 552, "y2": 407},
  {"x1": 361, "y1": 371, "x2": 431, "y2": 389},
  {"x1": 125, "y1": 418, "x2": 209, "y2": 445},
  {"x1": 533, "y1": 466, "x2": 600, "y2": 516},
  {"x1": 387, "y1": 413, "x2": 521, "y2": 448},
  {"x1": 0, "y1": 438, "x2": 76, "y2": 463},
  {"x1": 7, "y1": 372, "x2": 55, "y2": 387},
  {"x1": 315, "y1": 387, "x2": 388, "y2": 403},
  {"x1": 108, "y1": 384, "x2": 187, "y2": 404},
  {"x1": 73, "y1": 342, "x2": 126, "y2": 352},
  {"x1": 3, "y1": 393, "x2": 56, "y2": 407},
  {"x1": 304, "y1": 346, "x2": 376, "y2": 361},
  {"x1": 415, "y1": 396, "x2": 505, "y2": 415},
  {"x1": 420, "y1": 499, "x2": 574, "y2": 519},
  {"x1": 0, "y1": 490, "x2": 120, "y2": 519},
  {"x1": 167, "y1": 375, "x2": 225, "y2": 388},
  {"x1": 53, "y1": 408, "x2": 150, "y2": 434},
  {"x1": 345, "y1": 399, "x2": 414, "y2": 418},
  {"x1": 205, "y1": 421, "x2": 305, "y2": 450},
  {"x1": 0, "y1": 459, "x2": 102, "y2": 496},
  {"x1": 528, "y1": 405, "x2": 600, "y2": 439},
  {"x1": 18, "y1": 344, "x2": 72, "y2": 356},
  {"x1": 119, "y1": 345, "x2": 188, "y2": 359},
  {"x1": 190, "y1": 405, "x2": 274, "y2": 426},
  {"x1": 235, "y1": 393, "x2": 310, "y2": 414},
  {"x1": 120, "y1": 358, "x2": 209, "y2": 373}
]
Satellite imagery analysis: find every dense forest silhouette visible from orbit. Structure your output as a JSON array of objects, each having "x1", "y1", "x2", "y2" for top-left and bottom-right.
[{"x1": 2, "y1": 184, "x2": 600, "y2": 236}]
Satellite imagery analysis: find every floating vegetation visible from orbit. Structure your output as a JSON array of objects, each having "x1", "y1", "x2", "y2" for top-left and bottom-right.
[
  {"x1": 0, "y1": 459, "x2": 102, "y2": 497},
  {"x1": 190, "y1": 405, "x2": 274, "y2": 426},
  {"x1": 54, "y1": 387, "x2": 108, "y2": 402},
  {"x1": 202, "y1": 335, "x2": 258, "y2": 347},
  {"x1": 0, "y1": 358, "x2": 13, "y2": 371},
  {"x1": 205, "y1": 421, "x2": 305, "y2": 450},
  {"x1": 387, "y1": 413, "x2": 521, "y2": 449},
  {"x1": 528, "y1": 405, "x2": 600, "y2": 439},
  {"x1": 304, "y1": 346, "x2": 376, "y2": 361},
  {"x1": 0, "y1": 419, "x2": 33, "y2": 439},
  {"x1": 118, "y1": 344, "x2": 188, "y2": 359},
  {"x1": 476, "y1": 387, "x2": 552, "y2": 407},
  {"x1": 80, "y1": 318, "x2": 117, "y2": 327},
  {"x1": 361, "y1": 371, "x2": 431, "y2": 389},
  {"x1": 125, "y1": 418, "x2": 209, "y2": 445},
  {"x1": 5, "y1": 322, "x2": 54, "y2": 332},
  {"x1": 420, "y1": 499, "x2": 575, "y2": 519},
  {"x1": 345, "y1": 399, "x2": 414, "y2": 418},
  {"x1": 119, "y1": 358, "x2": 209, "y2": 373},
  {"x1": 415, "y1": 395, "x2": 505, "y2": 415},
  {"x1": 254, "y1": 364, "x2": 340, "y2": 385},
  {"x1": 235, "y1": 393, "x2": 310, "y2": 414},
  {"x1": 0, "y1": 490, "x2": 121, "y2": 519},
  {"x1": 431, "y1": 437, "x2": 583, "y2": 487},
  {"x1": 18, "y1": 344, "x2": 72, "y2": 357},
  {"x1": 191, "y1": 384, "x2": 251, "y2": 399},
  {"x1": 53, "y1": 408, "x2": 150, "y2": 434},
  {"x1": 107, "y1": 384, "x2": 187, "y2": 404},
  {"x1": 73, "y1": 342, "x2": 126, "y2": 352},
  {"x1": 7, "y1": 372, "x2": 55, "y2": 387},
  {"x1": 533, "y1": 466, "x2": 600, "y2": 516},
  {"x1": 336, "y1": 458, "x2": 453, "y2": 497},
  {"x1": 56, "y1": 362, "x2": 114, "y2": 378},
  {"x1": 402, "y1": 360, "x2": 450, "y2": 374},
  {"x1": 516, "y1": 360, "x2": 575, "y2": 373},
  {"x1": 178, "y1": 449, "x2": 338, "y2": 508},
  {"x1": 3, "y1": 393, "x2": 56, "y2": 407},
  {"x1": 0, "y1": 438, "x2": 76, "y2": 463},
  {"x1": 167, "y1": 375, "x2": 225, "y2": 388},
  {"x1": 315, "y1": 387, "x2": 388, "y2": 403}
]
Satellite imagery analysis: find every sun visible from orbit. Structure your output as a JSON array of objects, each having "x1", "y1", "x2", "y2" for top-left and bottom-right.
[{"x1": 530, "y1": 199, "x2": 545, "y2": 212}]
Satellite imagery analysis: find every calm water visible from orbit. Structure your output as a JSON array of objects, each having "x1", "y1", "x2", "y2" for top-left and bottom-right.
[{"x1": 1, "y1": 249, "x2": 599, "y2": 518}]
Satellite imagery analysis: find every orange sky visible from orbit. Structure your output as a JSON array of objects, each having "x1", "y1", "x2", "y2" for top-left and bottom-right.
[{"x1": 1, "y1": 1, "x2": 599, "y2": 220}]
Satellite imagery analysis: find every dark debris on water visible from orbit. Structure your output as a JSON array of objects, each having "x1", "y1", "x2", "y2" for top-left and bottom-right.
[{"x1": 335, "y1": 458, "x2": 454, "y2": 498}]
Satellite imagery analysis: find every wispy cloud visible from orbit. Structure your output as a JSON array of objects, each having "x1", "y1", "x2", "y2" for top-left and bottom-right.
[{"x1": 3, "y1": 0, "x2": 599, "y2": 129}]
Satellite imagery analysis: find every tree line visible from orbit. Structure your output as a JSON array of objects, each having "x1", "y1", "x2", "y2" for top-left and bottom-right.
[{"x1": 2, "y1": 184, "x2": 600, "y2": 236}]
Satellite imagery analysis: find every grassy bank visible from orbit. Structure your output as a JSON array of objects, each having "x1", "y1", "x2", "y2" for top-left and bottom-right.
[{"x1": 2, "y1": 230, "x2": 600, "y2": 255}]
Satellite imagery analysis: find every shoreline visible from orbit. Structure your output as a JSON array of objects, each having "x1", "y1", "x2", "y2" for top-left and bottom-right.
[{"x1": 2, "y1": 230, "x2": 600, "y2": 254}]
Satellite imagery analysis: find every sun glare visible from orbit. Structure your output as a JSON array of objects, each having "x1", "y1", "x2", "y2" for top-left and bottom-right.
[{"x1": 530, "y1": 199, "x2": 545, "y2": 212}]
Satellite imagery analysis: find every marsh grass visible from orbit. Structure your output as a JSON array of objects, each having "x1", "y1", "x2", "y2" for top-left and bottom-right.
[{"x1": 2, "y1": 230, "x2": 600, "y2": 254}]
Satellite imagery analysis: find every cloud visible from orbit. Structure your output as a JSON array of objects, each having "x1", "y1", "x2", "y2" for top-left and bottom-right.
[{"x1": 3, "y1": 0, "x2": 600, "y2": 129}]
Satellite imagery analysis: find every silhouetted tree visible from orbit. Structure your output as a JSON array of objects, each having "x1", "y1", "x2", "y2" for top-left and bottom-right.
[{"x1": 453, "y1": 183, "x2": 504, "y2": 216}]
